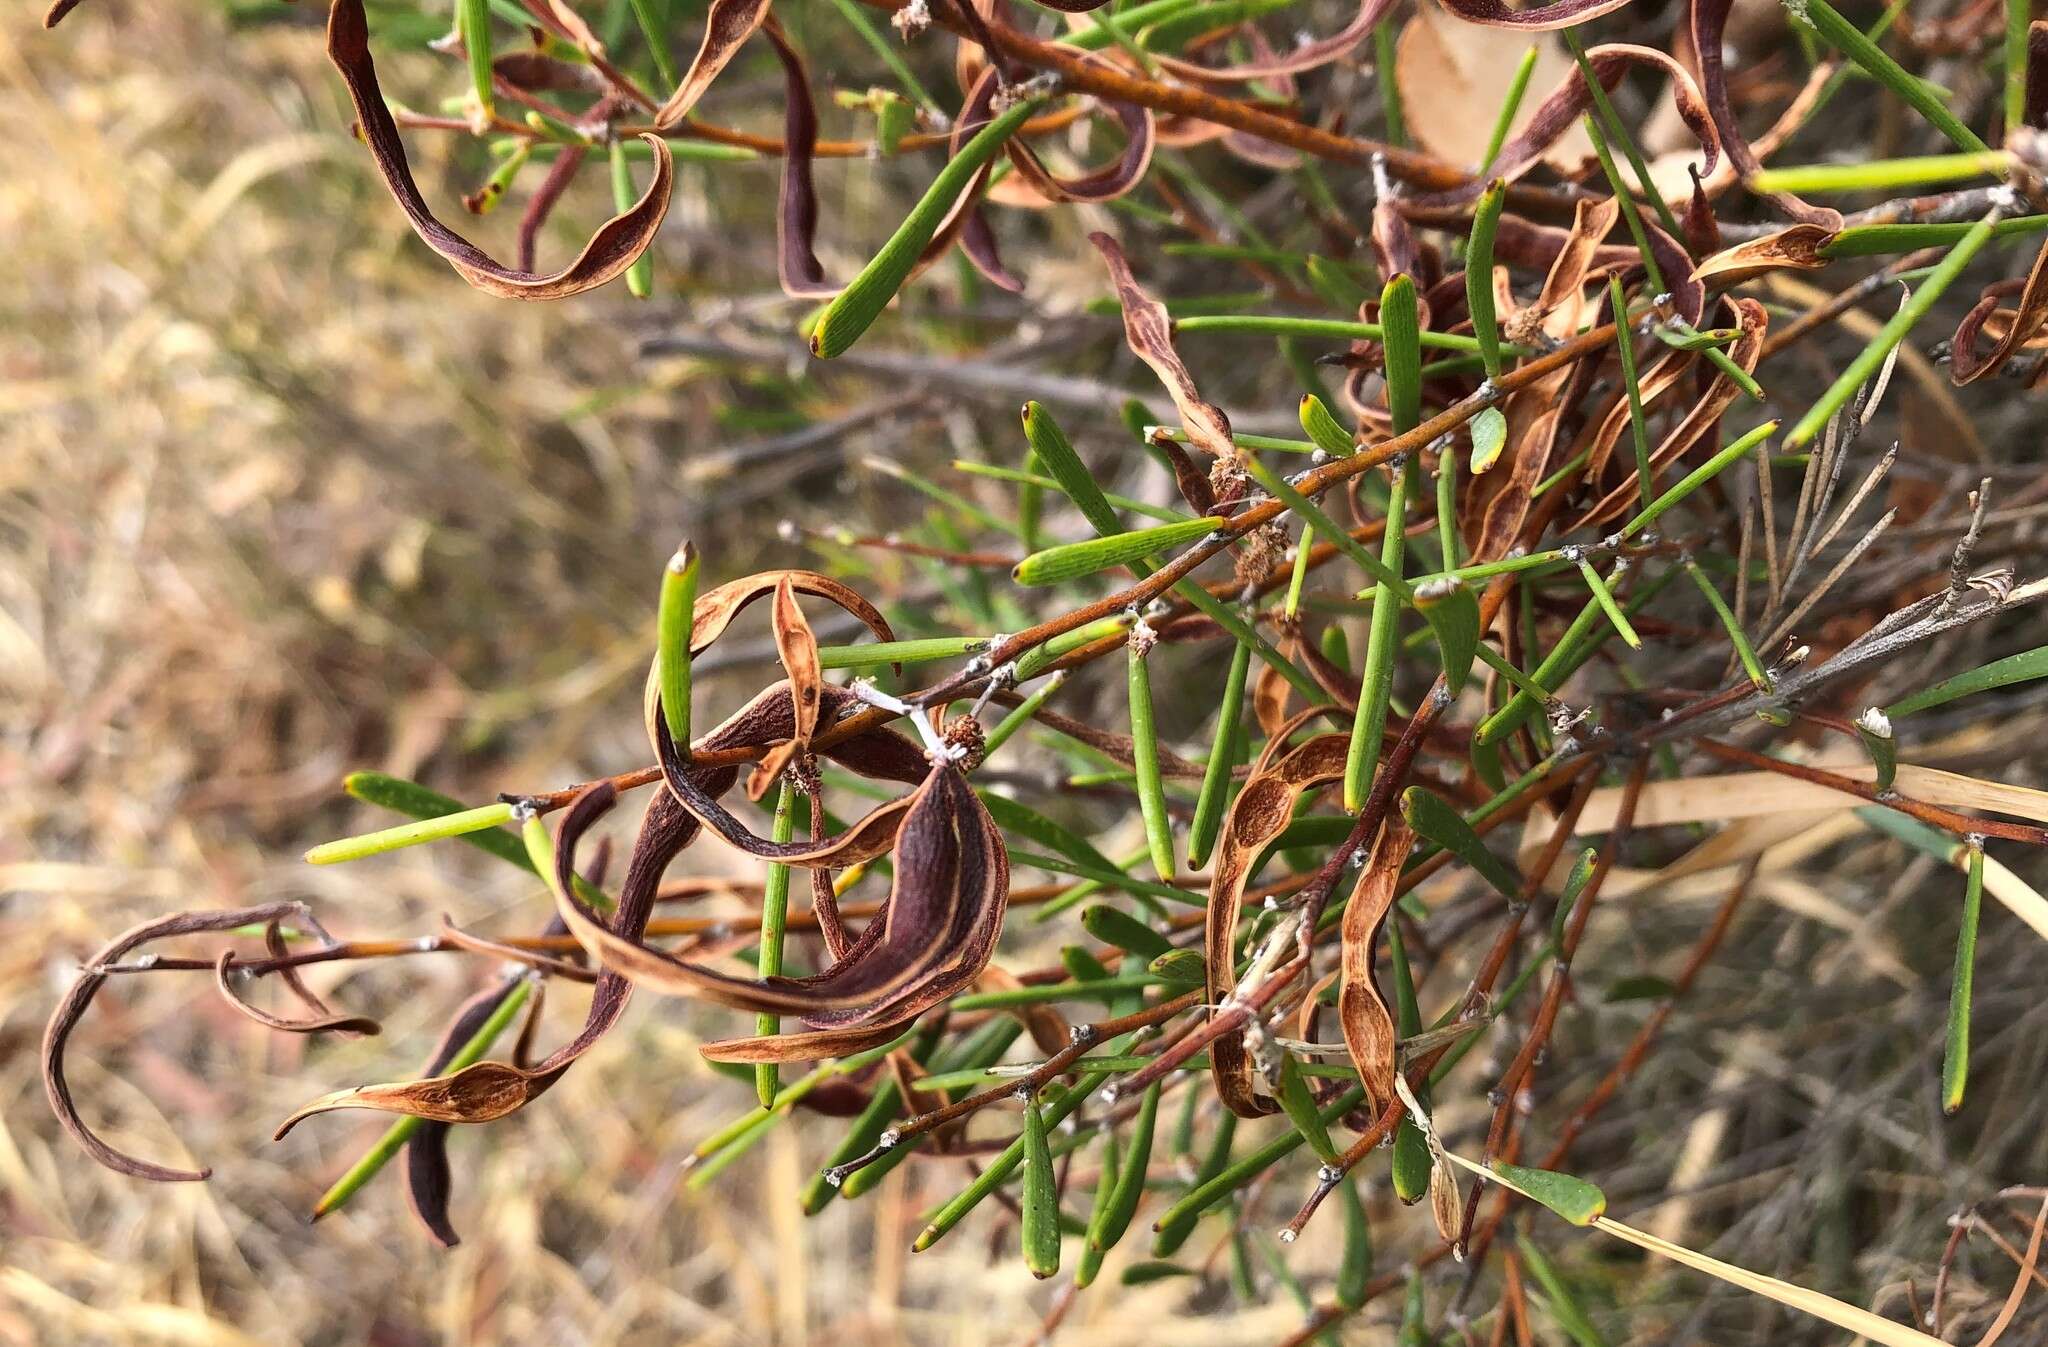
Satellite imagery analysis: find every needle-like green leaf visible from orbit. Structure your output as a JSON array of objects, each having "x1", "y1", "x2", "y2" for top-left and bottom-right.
[
  {"x1": 1299, "y1": 393, "x2": 1355, "y2": 457},
  {"x1": 1887, "y1": 644, "x2": 2048, "y2": 717},
  {"x1": 657, "y1": 542, "x2": 699, "y2": 748},
  {"x1": 609, "y1": 138, "x2": 653, "y2": 299},
  {"x1": 1793, "y1": 0, "x2": 1991, "y2": 154},
  {"x1": 1683, "y1": 558, "x2": 1770, "y2": 690},
  {"x1": 1576, "y1": 555, "x2": 1643, "y2": 650},
  {"x1": 458, "y1": 0, "x2": 494, "y2": 122},
  {"x1": 1021, "y1": 400, "x2": 1123, "y2": 537},
  {"x1": 1087, "y1": 1080, "x2": 1160, "y2": 1254},
  {"x1": 1277, "y1": 1053, "x2": 1342, "y2": 1164},
  {"x1": 1188, "y1": 636, "x2": 1251, "y2": 867},
  {"x1": 1489, "y1": 1159, "x2": 1608, "y2": 1226},
  {"x1": 1021, "y1": 1091, "x2": 1061, "y2": 1278},
  {"x1": 1128, "y1": 632, "x2": 1177, "y2": 882},
  {"x1": 1080, "y1": 904, "x2": 1174, "y2": 961},
  {"x1": 754, "y1": 783, "x2": 797, "y2": 1106},
  {"x1": 1942, "y1": 840, "x2": 1985, "y2": 1114},
  {"x1": 1401, "y1": 786, "x2": 1522, "y2": 902},
  {"x1": 1344, "y1": 274, "x2": 1420, "y2": 813},
  {"x1": 1467, "y1": 180, "x2": 1507, "y2": 382},
  {"x1": 812, "y1": 96, "x2": 1040, "y2": 358},
  {"x1": 305, "y1": 801, "x2": 516, "y2": 866},
  {"x1": 1336, "y1": 1173, "x2": 1373, "y2": 1309},
  {"x1": 1013, "y1": 517, "x2": 1217, "y2": 585},
  {"x1": 1785, "y1": 211, "x2": 2000, "y2": 449}
]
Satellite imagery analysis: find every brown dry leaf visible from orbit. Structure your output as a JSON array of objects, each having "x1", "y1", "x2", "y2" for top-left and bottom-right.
[
  {"x1": 1570, "y1": 296, "x2": 1769, "y2": 531},
  {"x1": 1397, "y1": 8, "x2": 1585, "y2": 171},
  {"x1": 1537, "y1": 195, "x2": 1621, "y2": 339},
  {"x1": 273, "y1": 1059, "x2": 566, "y2": 1136},
  {"x1": 1253, "y1": 635, "x2": 1302, "y2": 736},
  {"x1": 1149, "y1": 0, "x2": 1394, "y2": 85},
  {"x1": 45, "y1": 902, "x2": 316, "y2": 1181},
  {"x1": 655, "y1": 704, "x2": 923, "y2": 871},
  {"x1": 653, "y1": 0, "x2": 774, "y2": 130},
  {"x1": 994, "y1": 50, "x2": 1155, "y2": 206},
  {"x1": 213, "y1": 952, "x2": 382, "y2": 1036},
  {"x1": 325, "y1": 0, "x2": 673, "y2": 300},
  {"x1": 1428, "y1": 1141, "x2": 1464, "y2": 1246},
  {"x1": 747, "y1": 575, "x2": 824, "y2": 797},
  {"x1": 1692, "y1": 225, "x2": 1836, "y2": 287},
  {"x1": 1204, "y1": 733, "x2": 1351, "y2": 1115},
  {"x1": 1337, "y1": 819, "x2": 1413, "y2": 1114},
  {"x1": 1692, "y1": 0, "x2": 1843, "y2": 228},
  {"x1": 681, "y1": 569, "x2": 896, "y2": 670},
  {"x1": 1647, "y1": 59, "x2": 1830, "y2": 203},
  {"x1": 1951, "y1": 234, "x2": 2048, "y2": 384},
  {"x1": 403, "y1": 981, "x2": 525, "y2": 1246},
  {"x1": 1089, "y1": 232, "x2": 1235, "y2": 461},
  {"x1": 549, "y1": 756, "x2": 1010, "y2": 1037},
  {"x1": 539, "y1": 0, "x2": 609, "y2": 56},
  {"x1": 697, "y1": 1019, "x2": 908, "y2": 1063}
]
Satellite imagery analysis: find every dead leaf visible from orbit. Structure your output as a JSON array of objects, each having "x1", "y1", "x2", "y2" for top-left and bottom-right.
[
  {"x1": 1338, "y1": 820, "x2": 1414, "y2": 1113},
  {"x1": 1396, "y1": 7, "x2": 1585, "y2": 171}
]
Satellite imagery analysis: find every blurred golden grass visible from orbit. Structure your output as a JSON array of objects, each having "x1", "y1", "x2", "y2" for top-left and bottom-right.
[{"x1": 0, "y1": 8, "x2": 1314, "y2": 1344}]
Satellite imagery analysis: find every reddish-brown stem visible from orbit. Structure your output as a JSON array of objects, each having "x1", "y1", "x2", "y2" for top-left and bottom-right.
[
  {"x1": 826, "y1": 987, "x2": 1204, "y2": 1179},
  {"x1": 1694, "y1": 737, "x2": 2048, "y2": 844},
  {"x1": 1457, "y1": 759, "x2": 1649, "y2": 1248}
]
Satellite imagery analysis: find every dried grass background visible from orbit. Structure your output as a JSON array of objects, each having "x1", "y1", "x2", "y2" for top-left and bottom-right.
[
  {"x1": 0, "y1": 7, "x2": 1267, "y2": 1344},
  {"x1": 4, "y1": 4, "x2": 2048, "y2": 1346}
]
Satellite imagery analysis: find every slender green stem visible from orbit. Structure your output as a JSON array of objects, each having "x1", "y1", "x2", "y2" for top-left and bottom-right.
[
  {"x1": 1128, "y1": 630, "x2": 1177, "y2": 882},
  {"x1": 828, "y1": 0, "x2": 943, "y2": 114},
  {"x1": 1751, "y1": 151, "x2": 2009, "y2": 194},
  {"x1": 1608, "y1": 276, "x2": 1656, "y2": 516},
  {"x1": 1174, "y1": 314, "x2": 1497, "y2": 353},
  {"x1": 627, "y1": 0, "x2": 680, "y2": 89},
  {"x1": 1576, "y1": 556, "x2": 1642, "y2": 650},
  {"x1": 1684, "y1": 558, "x2": 1770, "y2": 690},
  {"x1": 1786, "y1": 211, "x2": 2001, "y2": 448},
  {"x1": 1482, "y1": 46, "x2": 1540, "y2": 170},
  {"x1": 754, "y1": 784, "x2": 798, "y2": 1105},
  {"x1": 1796, "y1": 0, "x2": 1991, "y2": 154},
  {"x1": 1566, "y1": 31, "x2": 1682, "y2": 239}
]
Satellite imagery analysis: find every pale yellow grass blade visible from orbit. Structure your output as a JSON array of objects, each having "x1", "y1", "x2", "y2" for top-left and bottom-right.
[
  {"x1": 1448, "y1": 1152, "x2": 1946, "y2": 1347},
  {"x1": 1572, "y1": 762, "x2": 2048, "y2": 834}
]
